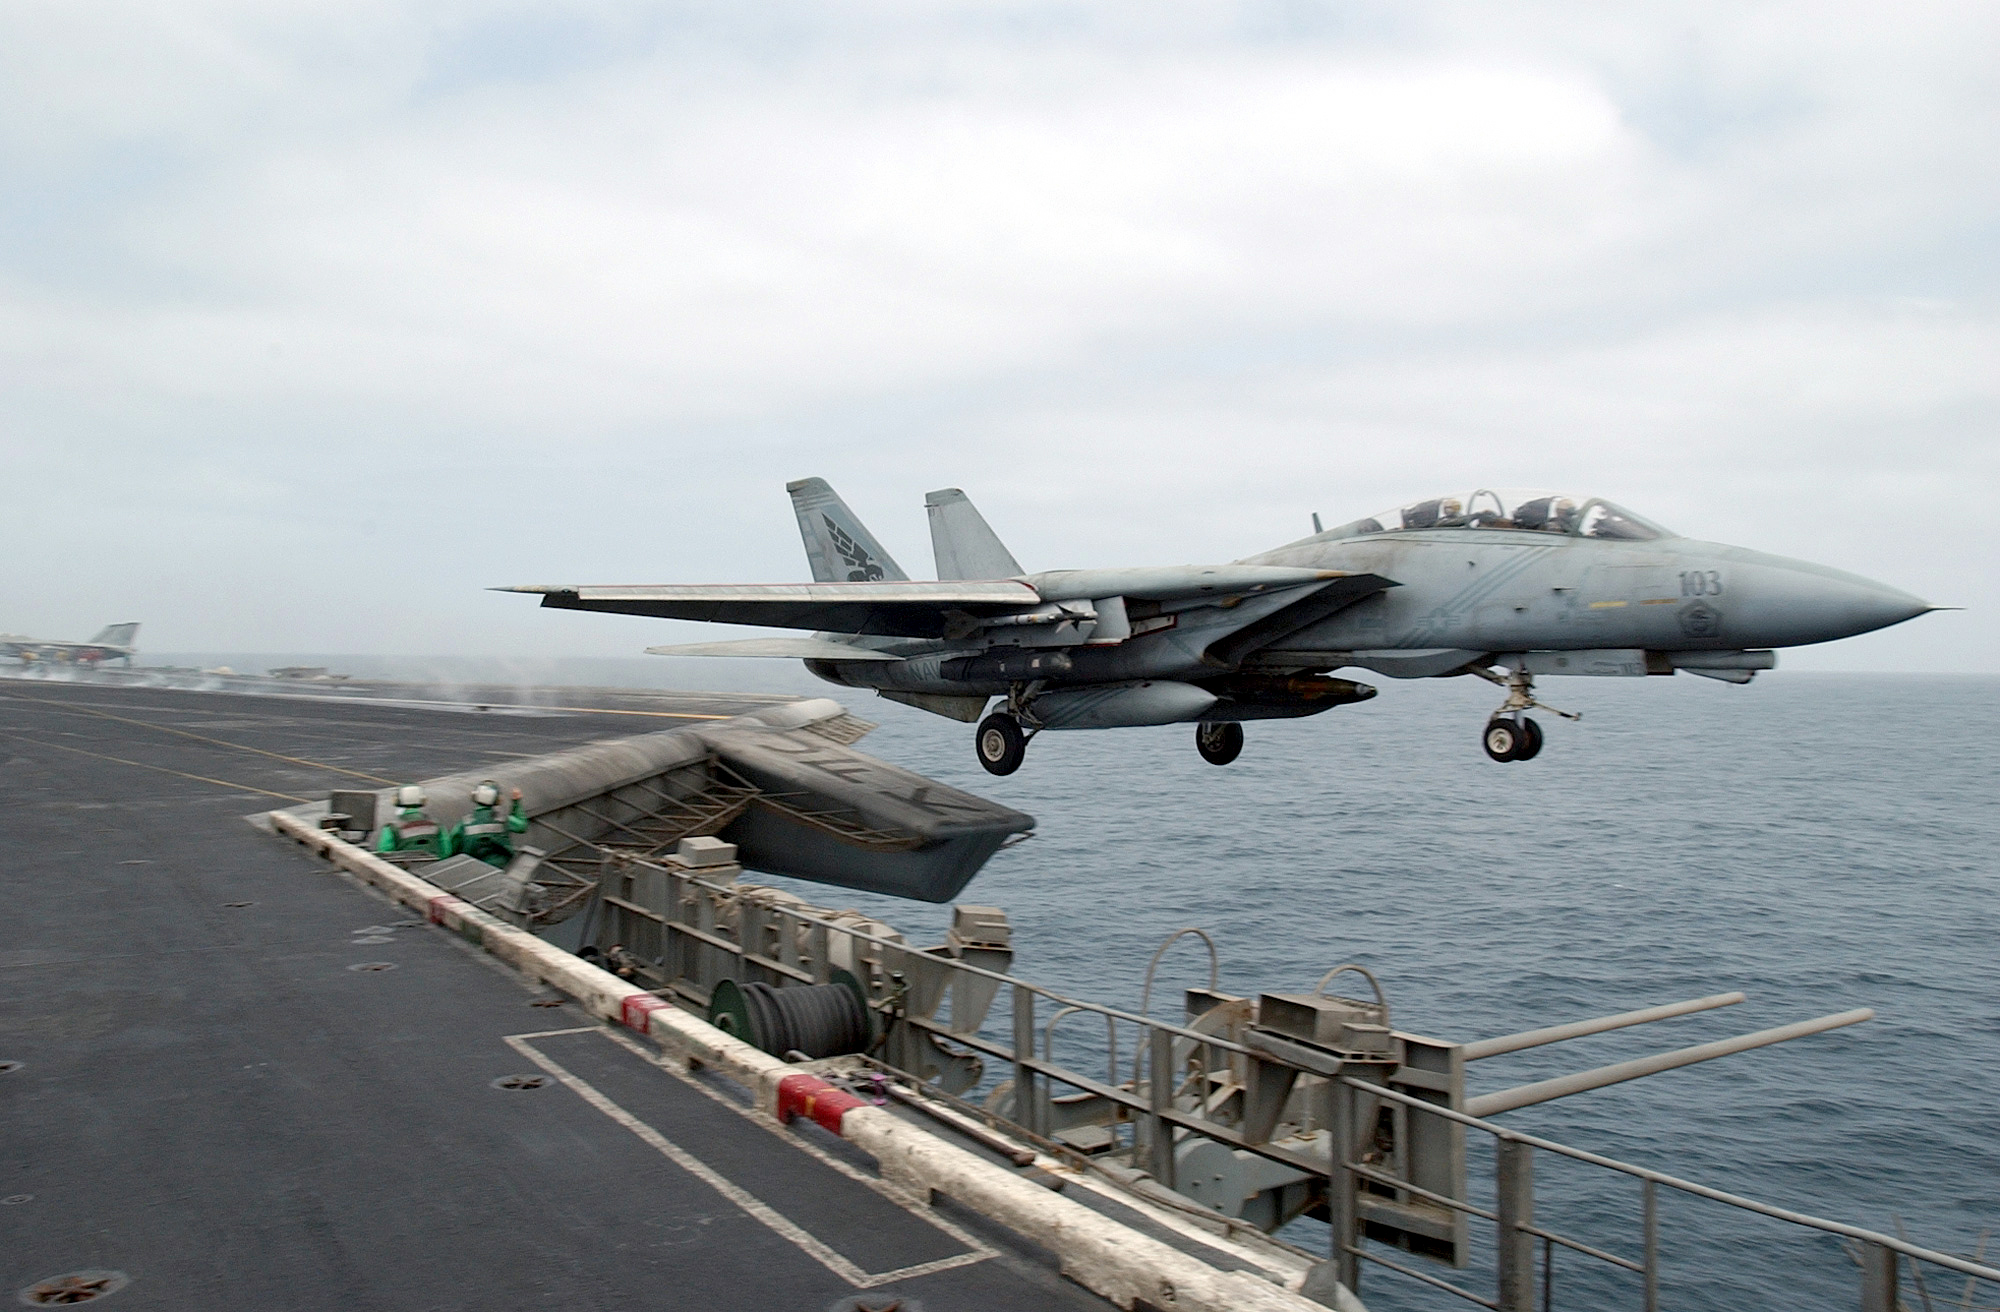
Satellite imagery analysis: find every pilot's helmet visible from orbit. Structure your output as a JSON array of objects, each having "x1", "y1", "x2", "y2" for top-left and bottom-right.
[
  {"x1": 473, "y1": 781, "x2": 501, "y2": 807},
  {"x1": 1439, "y1": 497, "x2": 1463, "y2": 518},
  {"x1": 1551, "y1": 498, "x2": 1578, "y2": 527},
  {"x1": 397, "y1": 785, "x2": 426, "y2": 808}
]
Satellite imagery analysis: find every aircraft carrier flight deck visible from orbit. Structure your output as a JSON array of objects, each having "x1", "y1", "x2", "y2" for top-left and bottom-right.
[{"x1": 0, "y1": 678, "x2": 1112, "y2": 1312}]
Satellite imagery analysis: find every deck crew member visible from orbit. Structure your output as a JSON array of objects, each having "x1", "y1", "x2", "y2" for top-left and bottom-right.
[
  {"x1": 375, "y1": 785, "x2": 447, "y2": 857},
  {"x1": 450, "y1": 780, "x2": 528, "y2": 867}
]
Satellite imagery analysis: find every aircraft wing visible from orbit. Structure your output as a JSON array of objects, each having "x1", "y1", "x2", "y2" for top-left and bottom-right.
[
  {"x1": 1203, "y1": 572, "x2": 1401, "y2": 668},
  {"x1": 504, "y1": 580, "x2": 1041, "y2": 640},
  {"x1": 646, "y1": 637, "x2": 906, "y2": 661}
]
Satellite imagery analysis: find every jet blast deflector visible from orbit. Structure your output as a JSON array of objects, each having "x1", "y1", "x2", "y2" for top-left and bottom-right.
[{"x1": 298, "y1": 698, "x2": 1032, "y2": 906}]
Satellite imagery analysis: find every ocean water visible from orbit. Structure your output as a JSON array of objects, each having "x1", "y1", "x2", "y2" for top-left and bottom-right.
[
  {"x1": 170, "y1": 655, "x2": 2000, "y2": 1308},
  {"x1": 789, "y1": 668, "x2": 2000, "y2": 1311}
]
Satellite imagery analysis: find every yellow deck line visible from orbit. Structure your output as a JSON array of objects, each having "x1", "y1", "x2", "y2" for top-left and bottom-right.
[{"x1": 4, "y1": 733, "x2": 309, "y2": 802}]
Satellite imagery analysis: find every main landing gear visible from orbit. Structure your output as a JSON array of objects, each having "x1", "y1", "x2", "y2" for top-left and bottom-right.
[
  {"x1": 1195, "y1": 721, "x2": 1244, "y2": 766},
  {"x1": 972, "y1": 696, "x2": 1250, "y2": 775},
  {"x1": 976, "y1": 713, "x2": 1029, "y2": 776},
  {"x1": 1473, "y1": 667, "x2": 1577, "y2": 764}
]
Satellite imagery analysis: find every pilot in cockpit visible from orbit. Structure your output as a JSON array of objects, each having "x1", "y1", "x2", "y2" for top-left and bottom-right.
[
  {"x1": 1401, "y1": 497, "x2": 1462, "y2": 530},
  {"x1": 1512, "y1": 496, "x2": 1577, "y2": 533}
]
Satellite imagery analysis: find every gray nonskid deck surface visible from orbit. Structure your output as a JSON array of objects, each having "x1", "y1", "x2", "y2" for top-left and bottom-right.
[{"x1": 0, "y1": 680, "x2": 1113, "y2": 1310}]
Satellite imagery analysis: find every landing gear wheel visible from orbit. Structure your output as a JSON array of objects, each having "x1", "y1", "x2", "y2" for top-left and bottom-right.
[
  {"x1": 1195, "y1": 721, "x2": 1244, "y2": 766},
  {"x1": 1483, "y1": 718, "x2": 1525, "y2": 762},
  {"x1": 1513, "y1": 716, "x2": 1544, "y2": 761},
  {"x1": 975, "y1": 714, "x2": 1027, "y2": 776}
]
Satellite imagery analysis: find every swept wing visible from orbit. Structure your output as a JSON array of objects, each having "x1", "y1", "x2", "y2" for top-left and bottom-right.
[
  {"x1": 505, "y1": 581, "x2": 1041, "y2": 639},
  {"x1": 505, "y1": 567, "x2": 1396, "y2": 646}
]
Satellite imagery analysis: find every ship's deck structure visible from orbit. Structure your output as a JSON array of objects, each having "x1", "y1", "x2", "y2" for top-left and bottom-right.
[{"x1": 0, "y1": 679, "x2": 1109, "y2": 1310}]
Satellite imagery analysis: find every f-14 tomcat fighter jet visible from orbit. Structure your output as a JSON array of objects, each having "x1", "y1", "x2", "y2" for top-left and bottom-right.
[
  {"x1": 0, "y1": 622, "x2": 139, "y2": 667},
  {"x1": 508, "y1": 481, "x2": 1934, "y2": 774}
]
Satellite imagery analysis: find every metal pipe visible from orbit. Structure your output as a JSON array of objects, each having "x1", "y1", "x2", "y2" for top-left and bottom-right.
[
  {"x1": 1328, "y1": 1080, "x2": 1361, "y2": 1293},
  {"x1": 1149, "y1": 1026, "x2": 1176, "y2": 1188},
  {"x1": 1495, "y1": 1138, "x2": 1536, "y2": 1312},
  {"x1": 1861, "y1": 1240, "x2": 1898, "y2": 1312},
  {"x1": 882, "y1": 1084, "x2": 1036, "y2": 1166},
  {"x1": 1462, "y1": 992, "x2": 1747, "y2": 1060},
  {"x1": 1045, "y1": 1004, "x2": 1121, "y2": 1090},
  {"x1": 1012, "y1": 983, "x2": 1039, "y2": 1138},
  {"x1": 1466, "y1": 1008, "x2": 1872, "y2": 1117},
  {"x1": 1642, "y1": 1178, "x2": 1658, "y2": 1312},
  {"x1": 1132, "y1": 927, "x2": 1220, "y2": 1089}
]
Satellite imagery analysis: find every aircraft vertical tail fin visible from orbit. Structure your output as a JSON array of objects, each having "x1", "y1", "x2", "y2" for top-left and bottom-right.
[
  {"x1": 785, "y1": 479, "x2": 909, "y2": 583},
  {"x1": 925, "y1": 488, "x2": 1023, "y2": 580},
  {"x1": 88, "y1": 622, "x2": 139, "y2": 648}
]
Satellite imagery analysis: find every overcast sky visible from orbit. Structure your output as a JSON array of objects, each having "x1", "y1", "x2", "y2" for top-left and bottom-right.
[{"x1": 2, "y1": 2, "x2": 1993, "y2": 669}]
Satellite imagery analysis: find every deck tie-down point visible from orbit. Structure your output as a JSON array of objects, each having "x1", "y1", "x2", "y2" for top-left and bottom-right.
[{"x1": 18, "y1": 1271, "x2": 131, "y2": 1305}]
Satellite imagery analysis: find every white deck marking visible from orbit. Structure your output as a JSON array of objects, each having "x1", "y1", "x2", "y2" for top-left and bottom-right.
[
  {"x1": 506, "y1": 1029, "x2": 993, "y2": 1288},
  {"x1": 590, "y1": 1026, "x2": 999, "y2": 1261}
]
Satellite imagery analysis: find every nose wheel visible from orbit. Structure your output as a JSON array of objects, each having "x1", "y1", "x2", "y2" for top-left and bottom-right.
[
  {"x1": 1473, "y1": 665, "x2": 1574, "y2": 762},
  {"x1": 1483, "y1": 716, "x2": 1544, "y2": 762},
  {"x1": 1195, "y1": 721, "x2": 1244, "y2": 766},
  {"x1": 976, "y1": 713, "x2": 1028, "y2": 776}
]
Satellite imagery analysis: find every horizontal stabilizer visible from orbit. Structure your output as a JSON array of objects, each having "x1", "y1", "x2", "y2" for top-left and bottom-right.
[
  {"x1": 504, "y1": 579, "x2": 1039, "y2": 640},
  {"x1": 646, "y1": 638, "x2": 904, "y2": 661}
]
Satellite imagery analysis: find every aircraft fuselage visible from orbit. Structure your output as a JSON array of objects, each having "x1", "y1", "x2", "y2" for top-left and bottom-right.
[{"x1": 809, "y1": 529, "x2": 1927, "y2": 699}]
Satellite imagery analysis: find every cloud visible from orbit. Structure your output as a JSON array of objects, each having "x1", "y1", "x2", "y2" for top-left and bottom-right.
[{"x1": 0, "y1": 2, "x2": 1993, "y2": 668}]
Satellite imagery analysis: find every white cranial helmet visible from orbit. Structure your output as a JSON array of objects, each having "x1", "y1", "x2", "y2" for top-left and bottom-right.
[
  {"x1": 473, "y1": 781, "x2": 500, "y2": 806},
  {"x1": 397, "y1": 785, "x2": 426, "y2": 808}
]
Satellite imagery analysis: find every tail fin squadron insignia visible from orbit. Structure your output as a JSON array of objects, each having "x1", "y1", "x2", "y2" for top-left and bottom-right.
[
  {"x1": 823, "y1": 514, "x2": 886, "y2": 581},
  {"x1": 786, "y1": 477, "x2": 909, "y2": 583}
]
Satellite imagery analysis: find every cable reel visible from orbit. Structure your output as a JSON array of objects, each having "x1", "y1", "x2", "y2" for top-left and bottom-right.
[{"x1": 707, "y1": 969, "x2": 873, "y2": 1059}]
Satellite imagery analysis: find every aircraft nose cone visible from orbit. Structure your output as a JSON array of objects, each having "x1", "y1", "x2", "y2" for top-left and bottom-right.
[
  {"x1": 1748, "y1": 561, "x2": 1932, "y2": 646},
  {"x1": 1843, "y1": 583, "x2": 1932, "y2": 635}
]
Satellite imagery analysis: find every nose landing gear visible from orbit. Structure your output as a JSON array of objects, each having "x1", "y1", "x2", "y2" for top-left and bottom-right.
[
  {"x1": 1195, "y1": 721, "x2": 1244, "y2": 766},
  {"x1": 1474, "y1": 666, "x2": 1576, "y2": 763},
  {"x1": 1483, "y1": 716, "x2": 1544, "y2": 762}
]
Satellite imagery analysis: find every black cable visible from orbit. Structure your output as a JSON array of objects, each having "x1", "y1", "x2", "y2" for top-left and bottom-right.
[{"x1": 737, "y1": 980, "x2": 868, "y2": 1058}]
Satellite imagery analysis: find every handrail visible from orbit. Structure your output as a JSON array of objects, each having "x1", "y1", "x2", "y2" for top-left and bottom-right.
[
  {"x1": 1133, "y1": 927, "x2": 1221, "y2": 1087},
  {"x1": 607, "y1": 858, "x2": 2000, "y2": 1308},
  {"x1": 1046, "y1": 1004, "x2": 1120, "y2": 1088},
  {"x1": 1346, "y1": 1077, "x2": 2000, "y2": 1286}
]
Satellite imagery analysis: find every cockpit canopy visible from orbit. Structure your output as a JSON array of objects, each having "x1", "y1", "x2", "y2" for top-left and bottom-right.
[{"x1": 1321, "y1": 489, "x2": 1673, "y2": 542}]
